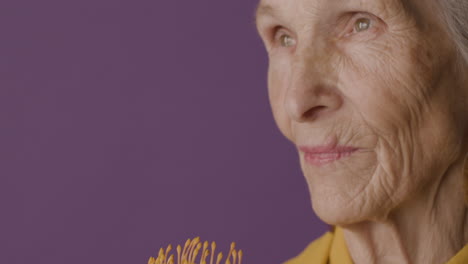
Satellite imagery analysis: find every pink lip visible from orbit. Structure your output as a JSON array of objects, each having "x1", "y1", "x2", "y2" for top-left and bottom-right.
[{"x1": 298, "y1": 145, "x2": 358, "y2": 167}]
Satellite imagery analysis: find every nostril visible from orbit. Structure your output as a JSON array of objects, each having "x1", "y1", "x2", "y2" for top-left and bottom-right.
[{"x1": 303, "y1": 105, "x2": 327, "y2": 120}]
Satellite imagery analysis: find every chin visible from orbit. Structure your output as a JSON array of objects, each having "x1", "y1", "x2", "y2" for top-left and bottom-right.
[
  {"x1": 310, "y1": 196, "x2": 362, "y2": 225},
  {"x1": 301, "y1": 150, "x2": 384, "y2": 225},
  {"x1": 309, "y1": 186, "x2": 393, "y2": 226}
]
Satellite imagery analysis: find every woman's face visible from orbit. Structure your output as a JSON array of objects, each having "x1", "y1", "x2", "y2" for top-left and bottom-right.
[{"x1": 256, "y1": 0, "x2": 468, "y2": 224}]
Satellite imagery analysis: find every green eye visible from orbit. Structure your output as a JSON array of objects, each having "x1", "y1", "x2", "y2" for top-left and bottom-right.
[
  {"x1": 354, "y1": 17, "x2": 371, "y2": 32},
  {"x1": 279, "y1": 34, "x2": 296, "y2": 47}
]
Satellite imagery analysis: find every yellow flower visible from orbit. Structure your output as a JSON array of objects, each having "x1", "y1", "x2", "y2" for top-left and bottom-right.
[{"x1": 148, "y1": 237, "x2": 243, "y2": 264}]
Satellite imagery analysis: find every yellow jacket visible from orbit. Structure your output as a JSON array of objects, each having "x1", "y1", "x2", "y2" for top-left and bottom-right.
[{"x1": 283, "y1": 226, "x2": 468, "y2": 264}]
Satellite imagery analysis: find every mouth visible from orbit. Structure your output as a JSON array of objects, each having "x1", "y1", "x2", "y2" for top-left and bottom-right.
[{"x1": 298, "y1": 145, "x2": 358, "y2": 167}]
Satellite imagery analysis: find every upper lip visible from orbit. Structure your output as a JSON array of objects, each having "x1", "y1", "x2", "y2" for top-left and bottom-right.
[{"x1": 298, "y1": 145, "x2": 358, "y2": 154}]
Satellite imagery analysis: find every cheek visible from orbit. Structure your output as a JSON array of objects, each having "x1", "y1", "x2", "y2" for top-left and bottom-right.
[
  {"x1": 340, "y1": 33, "x2": 433, "y2": 136},
  {"x1": 267, "y1": 59, "x2": 293, "y2": 141},
  {"x1": 339, "y1": 31, "x2": 462, "y2": 201}
]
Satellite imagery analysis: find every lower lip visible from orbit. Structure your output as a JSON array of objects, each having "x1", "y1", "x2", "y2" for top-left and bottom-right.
[{"x1": 303, "y1": 149, "x2": 358, "y2": 167}]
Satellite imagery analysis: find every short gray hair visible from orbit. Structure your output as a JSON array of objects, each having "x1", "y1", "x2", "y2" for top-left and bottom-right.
[{"x1": 437, "y1": 0, "x2": 468, "y2": 67}]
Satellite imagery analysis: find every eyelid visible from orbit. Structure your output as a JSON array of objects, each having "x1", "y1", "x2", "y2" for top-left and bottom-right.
[
  {"x1": 272, "y1": 26, "x2": 286, "y2": 42},
  {"x1": 342, "y1": 12, "x2": 383, "y2": 38},
  {"x1": 262, "y1": 12, "x2": 384, "y2": 49},
  {"x1": 272, "y1": 27, "x2": 295, "y2": 47}
]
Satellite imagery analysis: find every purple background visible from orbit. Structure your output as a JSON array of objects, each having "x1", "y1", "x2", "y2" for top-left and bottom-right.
[{"x1": 0, "y1": 0, "x2": 328, "y2": 263}]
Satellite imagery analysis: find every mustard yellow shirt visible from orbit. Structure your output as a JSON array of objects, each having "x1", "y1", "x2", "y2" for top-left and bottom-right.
[{"x1": 283, "y1": 226, "x2": 468, "y2": 264}]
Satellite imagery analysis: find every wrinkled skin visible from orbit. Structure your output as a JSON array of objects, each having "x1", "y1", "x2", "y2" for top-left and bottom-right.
[
  {"x1": 256, "y1": 0, "x2": 467, "y2": 225},
  {"x1": 255, "y1": 0, "x2": 468, "y2": 263}
]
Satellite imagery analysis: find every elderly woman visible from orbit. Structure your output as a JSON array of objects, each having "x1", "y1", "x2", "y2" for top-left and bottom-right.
[{"x1": 254, "y1": 0, "x2": 468, "y2": 263}]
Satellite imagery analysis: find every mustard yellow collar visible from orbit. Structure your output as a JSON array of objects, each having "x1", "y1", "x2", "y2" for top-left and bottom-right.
[{"x1": 283, "y1": 226, "x2": 468, "y2": 264}]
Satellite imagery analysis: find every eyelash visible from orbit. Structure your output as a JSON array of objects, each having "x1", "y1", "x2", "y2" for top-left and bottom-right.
[
  {"x1": 270, "y1": 13, "x2": 378, "y2": 48},
  {"x1": 345, "y1": 14, "x2": 375, "y2": 37},
  {"x1": 272, "y1": 28, "x2": 295, "y2": 48}
]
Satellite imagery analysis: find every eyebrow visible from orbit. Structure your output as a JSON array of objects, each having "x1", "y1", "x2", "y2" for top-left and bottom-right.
[{"x1": 254, "y1": 3, "x2": 277, "y2": 28}]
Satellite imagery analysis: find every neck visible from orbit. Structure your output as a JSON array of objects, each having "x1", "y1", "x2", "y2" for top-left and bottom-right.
[{"x1": 342, "y1": 158, "x2": 468, "y2": 264}]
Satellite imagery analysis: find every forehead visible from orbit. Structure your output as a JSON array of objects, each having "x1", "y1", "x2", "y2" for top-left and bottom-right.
[
  {"x1": 256, "y1": 0, "x2": 393, "y2": 13},
  {"x1": 255, "y1": 0, "x2": 408, "y2": 23}
]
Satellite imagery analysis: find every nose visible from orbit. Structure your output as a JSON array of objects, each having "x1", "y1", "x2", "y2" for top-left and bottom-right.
[{"x1": 284, "y1": 51, "x2": 343, "y2": 123}]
